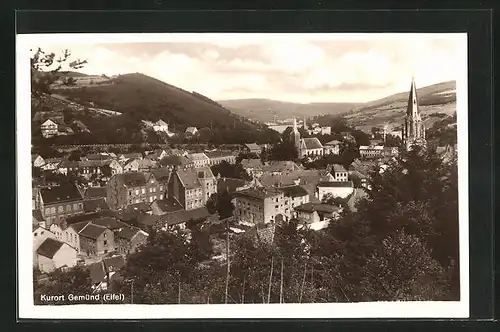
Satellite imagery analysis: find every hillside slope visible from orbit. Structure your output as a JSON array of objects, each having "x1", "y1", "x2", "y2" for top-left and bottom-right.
[
  {"x1": 343, "y1": 81, "x2": 456, "y2": 132},
  {"x1": 53, "y1": 73, "x2": 257, "y2": 131},
  {"x1": 219, "y1": 98, "x2": 360, "y2": 123}
]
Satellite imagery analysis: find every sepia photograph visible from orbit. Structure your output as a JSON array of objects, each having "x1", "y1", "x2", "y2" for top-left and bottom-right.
[{"x1": 17, "y1": 32, "x2": 468, "y2": 319}]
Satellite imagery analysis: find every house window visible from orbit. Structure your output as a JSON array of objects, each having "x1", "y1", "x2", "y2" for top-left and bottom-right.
[
  {"x1": 135, "y1": 189, "x2": 139, "y2": 195},
  {"x1": 149, "y1": 188, "x2": 153, "y2": 193},
  {"x1": 159, "y1": 186, "x2": 163, "y2": 191},
  {"x1": 142, "y1": 188, "x2": 146, "y2": 194},
  {"x1": 58, "y1": 206, "x2": 64, "y2": 213},
  {"x1": 104, "y1": 240, "x2": 107, "y2": 246},
  {"x1": 73, "y1": 203, "x2": 78, "y2": 210},
  {"x1": 34, "y1": 232, "x2": 37, "y2": 236},
  {"x1": 104, "y1": 250, "x2": 108, "y2": 254},
  {"x1": 129, "y1": 191, "x2": 132, "y2": 196},
  {"x1": 66, "y1": 205, "x2": 71, "y2": 212},
  {"x1": 45, "y1": 208, "x2": 50, "y2": 215}
]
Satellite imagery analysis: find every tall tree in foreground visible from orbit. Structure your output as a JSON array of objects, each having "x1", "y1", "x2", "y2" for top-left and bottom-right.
[{"x1": 31, "y1": 48, "x2": 87, "y2": 97}]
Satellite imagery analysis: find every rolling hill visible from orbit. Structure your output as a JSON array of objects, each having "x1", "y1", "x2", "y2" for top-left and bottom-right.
[
  {"x1": 343, "y1": 81, "x2": 456, "y2": 132},
  {"x1": 52, "y1": 73, "x2": 260, "y2": 132},
  {"x1": 218, "y1": 99, "x2": 360, "y2": 123}
]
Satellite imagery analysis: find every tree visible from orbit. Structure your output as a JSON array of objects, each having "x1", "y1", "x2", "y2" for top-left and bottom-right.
[
  {"x1": 211, "y1": 161, "x2": 251, "y2": 181},
  {"x1": 216, "y1": 190, "x2": 234, "y2": 219},
  {"x1": 31, "y1": 48, "x2": 87, "y2": 96},
  {"x1": 33, "y1": 266, "x2": 93, "y2": 305},
  {"x1": 360, "y1": 230, "x2": 451, "y2": 301}
]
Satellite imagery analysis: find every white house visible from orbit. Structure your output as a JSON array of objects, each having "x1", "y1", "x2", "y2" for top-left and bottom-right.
[
  {"x1": 36, "y1": 238, "x2": 78, "y2": 273},
  {"x1": 41, "y1": 119, "x2": 58, "y2": 138},
  {"x1": 32, "y1": 154, "x2": 45, "y2": 168},
  {"x1": 299, "y1": 138, "x2": 324, "y2": 158},
  {"x1": 187, "y1": 152, "x2": 211, "y2": 168},
  {"x1": 185, "y1": 127, "x2": 199, "y2": 136},
  {"x1": 323, "y1": 140, "x2": 341, "y2": 155},
  {"x1": 33, "y1": 225, "x2": 56, "y2": 267},
  {"x1": 330, "y1": 164, "x2": 349, "y2": 182},
  {"x1": 316, "y1": 180, "x2": 354, "y2": 200},
  {"x1": 153, "y1": 119, "x2": 169, "y2": 132},
  {"x1": 49, "y1": 223, "x2": 81, "y2": 254}
]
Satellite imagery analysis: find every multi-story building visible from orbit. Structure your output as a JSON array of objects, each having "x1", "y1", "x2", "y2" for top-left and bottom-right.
[
  {"x1": 36, "y1": 238, "x2": 78, "y2": 273},
  {"x1": 106, "y1": 171, "x2": 166, "y2": 210},
  {"x1": 40, "y1": 119, "x2": 58, "y2": 138},
  {"x1": 49, "y1": 222, "x2": 81, "y2": 254},
  {"x1": 168, "y1": 167, "x2": 217, "y2": 211},
  {"x1": 316, "y1": 180, "x2": 354, "y2": 201},
  {"x1": 72, "y1": 221, "x2": 115, "y2": 257},
  {"x1": 187, "y1": 152, "x2": 211, "y2": 168},
  {"x1": 323, "y1": 140, "x2": 341, "y2": 155},
  {"x1": 79, "y1": 159, "x2": 123, "y2": 178},
  {"x1": 38, "y1": 184, "x2": 85, "y2": 227},
  {"x1": 243, "y1": 143, "x2": 262, "y2": 155},
  {"x1": 277, "y1": 185, "x2": 310, "y2": 219},
  {"x1": 205, "y1": 150, "x2": 236, "y2": 165},
  {"x1": 330, "y1": 164, "x2": 349, "y2": 182},
  {"x1": 232, "y1": 187, "x2": 286, "y2": 225}
]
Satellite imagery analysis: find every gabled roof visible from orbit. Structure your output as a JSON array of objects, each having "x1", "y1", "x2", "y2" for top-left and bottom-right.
[
  {"x1": 278, "y1": 185, "x2": 309, "y2": 198},
  {"x1": 188, "y1": 152, "x2": 210, "y2": 161},
  {"x1": 40, "y1": 184, "x2": 83, "y2": 205},
  {"x1": 233, "y1": 187, "x2": 282, "y2": 200},
  {"x1": 265, "y1": 161, "x2": 298, "y2": 173},
  {"x1": 325, "y1": 140, "x2": 342, "y2": 146},
  {"x1": 241, "y1": 158, "x2": 262, "y2": 169},
  {"x1": 89, "y1": 255, "x2": 126, "y2": 284},
  {"x1": 120, "y1": 153, "x2": 143, "y2": 159},
  {"x1": 244, "y1": 143, "x2": 261, "y2": 150},
  {"x1": 36, "y1": 238, "x2": 65, "y2": 258},
  {"x1": 301, "y1": 138, "x2": 323, "y2": 150},
  {"x1": 69, "y1": 221, "x2": 90, "y2": 233},
  {"x1": 83, "y1": 198, "x2": 109, "y2": 213},
  {"x1": 78, "y1": 223, "x2": 108, "y2": 240},
  {"x1": 119, "y1": 172, "x2": 148, "y2": 187},
  {"x1": 115, "y1": 226, "x2": 148, "y2": 241},
  {"x1": 331, "y1": 164, "x2": 347, "y2": 173},
  {"x1": 176, "y1": 167, "x2": 214, "y2": 190},
  {"x1": 83, "y1": 153, "x2": 113, "y2": 161},
  {"x1": 152, "y1": 197, "x2": 183, "y2": 214},
  {"x1": 41, "y1": 119, "x2": 57, "y2": 127},
  {"x1": 66, "y1": 210, "x2": 116, "y2": 225},
  {"x1": 205, "y1": 150, "x2": 234, "y2": 159},
  {"x1": 91, "y1": 217, "x2": 129, "y2": 230},
  {"x1": 150, "y1": 167, "x2": 171, "y2": 182},
  {"x1": 185, "y1": 127, "x2": 198, "y2": 133},
  {"x1": 31, "y1": 154, "x2": 43, "y2": 162},
  {"x1": 84, "y1": 186, "x2": 107, "y2": 199}
]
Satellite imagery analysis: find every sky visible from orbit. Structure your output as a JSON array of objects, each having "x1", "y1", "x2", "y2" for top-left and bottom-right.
[{"x1": 31, "y1": 33, "x2": 464, "y2": 103}]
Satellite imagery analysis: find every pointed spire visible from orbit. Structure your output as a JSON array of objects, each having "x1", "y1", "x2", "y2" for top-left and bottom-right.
[{"x1": 293, "y1": 117, "x2": 297, "y2": 132}]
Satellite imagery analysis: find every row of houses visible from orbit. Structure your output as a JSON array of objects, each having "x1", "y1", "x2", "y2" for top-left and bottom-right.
[{"x1": 33, "y1": 216, "x2": 148, "y2": 273}]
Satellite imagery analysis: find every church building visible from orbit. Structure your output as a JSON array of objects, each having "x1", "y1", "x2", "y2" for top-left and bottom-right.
[{"x1": 402, "y1": 76, "x2": 426, "y2": 149}]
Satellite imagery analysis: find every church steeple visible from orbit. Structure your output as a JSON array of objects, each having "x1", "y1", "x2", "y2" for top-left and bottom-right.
[{"x1": 403, "y1": 75, "x2": 425, "y2": 150}]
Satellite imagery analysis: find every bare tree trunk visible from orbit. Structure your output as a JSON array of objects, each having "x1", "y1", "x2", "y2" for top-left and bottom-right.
[
  {"x1": 267, "y1": 255, "x2": 274, "y2": 303},
  {"x1": 299, "y1": 262, "x2": 307, "y2": 303},
  {"x1": 279, "y1": 258, "x2": 284, "y2": 304},
  {"x1": 241, "y1": 275, "x2": 246, "y2": 304},
  {"x1": 178, "y1": 279, "x2": 181, "y2": 304},
  {"x1": 224, "y1": 219, "x2": 230, "y2": 304}
]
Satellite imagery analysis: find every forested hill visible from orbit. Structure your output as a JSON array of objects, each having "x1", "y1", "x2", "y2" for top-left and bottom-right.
[{"x1": 52, "y1": 73, "x2": 259, "y2": 132}]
